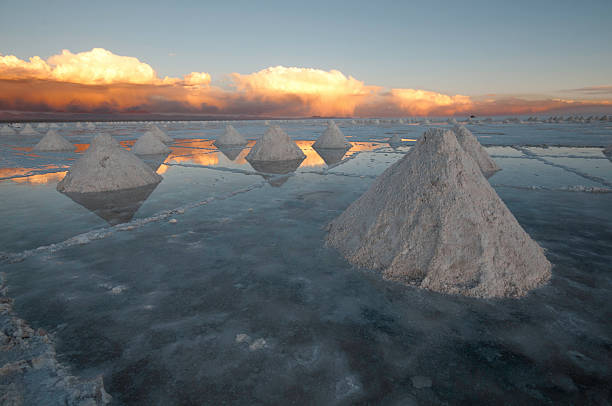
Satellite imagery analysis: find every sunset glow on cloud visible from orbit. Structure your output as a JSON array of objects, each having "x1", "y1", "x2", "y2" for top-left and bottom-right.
[{"x1": 0, "y1": 48, "x2": 610, "y2": 118}]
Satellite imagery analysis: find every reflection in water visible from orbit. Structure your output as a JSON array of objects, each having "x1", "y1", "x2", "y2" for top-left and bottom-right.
[
  {"x1": 259, "y1": 173, "x2": 291, "y2": 187},
  {"x1": 217, "y1": 145, "x2": 247, "y2": 161},
  {"x1": 0, "y1": 139, "x2": 385, "y2": 187},
  {"x1": 294, "y1": 141, "x2": 325, "y2": 167},
  {"x1": 137, "y1": 153, "x2": 171, "y2": 173},
  {"x1": 0, "y1": 166, "x2": 69, "y2": 185},
  {"x1": 313, "y1": 147, "x2": 350, "y2": 166},
  {"x1": 8, "y1": 171, "x2": 67, "y2": 185},
  {"x1": 246, "y1": 158, "x2": 306, "y2": 175},
  {"x1": 60, "y1": 183, "x2": 160, "y2": 225}
]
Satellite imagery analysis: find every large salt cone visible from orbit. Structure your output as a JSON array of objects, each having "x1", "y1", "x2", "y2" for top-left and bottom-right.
[
  {"x1": 326, "y1": 128, "x2": 551, "y2": 298},
  {"x1": 313, "y1": 121, "x2": 351, "y2": 149},
  {"x1": 33, "y1": 130, "x2": 74, "y2": 152},
  {"x1": 132, "y1": 131, "x2": 171, "y2": 155},
  {"x1": 603, "y1": 144, "x2": 612, "y2": 159},
  {"x1": 57, "y1": 133, "x2": 162, "y2": 193},
  {"x1": 214, "y1": 125, "x2": 247, "y2": 147},
  {"x1": 452, "y1": 125, "x2": 501, "y2": 178},
  {"x1": 246, "y1": 125, "x2": 305, "y2": 163}
]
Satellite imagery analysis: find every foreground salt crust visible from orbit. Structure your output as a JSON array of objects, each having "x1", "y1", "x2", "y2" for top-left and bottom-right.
[
  {"x1": 246, "y1": 126, "x2": 305, "y2": 162},
  {"x1": 132, "y1": 131, "x2": 171, "y2": 155},
  {"x1": 0, "y1": 274, "x2": 111, "y2": 405},
  {"x1": 57, "y1": 134, "x2": 162, "y2": 193},
  {"x1": 215, "y1": 124, "x2": 247, "y2": 147},
  {"x1": 452, "y1": 125, "x2": 501, "y2": 178},
  {"x1": 326, "y1": 128, "x2": 551, "y2": 298},
  {"x1": 313, "y1": 121, "x2": 351, "y2": 149},
  {"x1": 33, "y1": 129, "x2": 74, "y2": 152}
]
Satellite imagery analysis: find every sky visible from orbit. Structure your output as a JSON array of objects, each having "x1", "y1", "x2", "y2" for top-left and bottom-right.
[{"x1": 1, "y1": 0, "x2": 611, "y2": 118}]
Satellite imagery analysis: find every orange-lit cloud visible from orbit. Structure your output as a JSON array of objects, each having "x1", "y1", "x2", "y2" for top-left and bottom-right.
[
  {"x1": 1, "y1": 48, "x2": 611, "y2": 117},
  {"x1": 231, "y1": 66, "x2": 378, "y2": 116}
]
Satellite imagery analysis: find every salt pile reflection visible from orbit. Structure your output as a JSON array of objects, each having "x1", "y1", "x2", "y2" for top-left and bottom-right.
[{"x1": 60, "y1": 183, "x2": 160, "y2": 225}]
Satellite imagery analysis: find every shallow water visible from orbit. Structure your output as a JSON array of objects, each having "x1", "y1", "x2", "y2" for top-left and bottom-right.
[{"x1": 1, "y1": 120, "x2": 612, "y2": 404}]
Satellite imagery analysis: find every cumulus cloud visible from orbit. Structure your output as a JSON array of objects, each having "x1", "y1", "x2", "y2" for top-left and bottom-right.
[
  {"x1": 1, "y1": 48, "x2": 610, "y2": 117},
  {"x1": 389, "y1": 88, "x2": 473, "y2": 116},
  {"x1": 230, "y1": 66, "x2": 378, "y2": 116}
]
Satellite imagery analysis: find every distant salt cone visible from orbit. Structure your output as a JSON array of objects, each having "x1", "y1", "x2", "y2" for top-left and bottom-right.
[
  {"x1": 33, "y1": 130, "x2": 74, "y2": 152},
  {"x1": 20, "y1": 124, "x2": 38, "y2": 135},
  {"x1": 131, "y1": 131, "x2": 171, "y2": 155},
  {"x1": 326, "y1": 128, "x2": 551, "y2": 299},
  {"x1": 57, "y1": 133, "x2": 162, "y2": 193},
  {"x1": 452, "y1": 125, "x2": 500, "y2": 178},
  {"x1": 246, "y1": 125, "x2": 305, "y2": 163},
  {"x1": 0, "y1": 125, "x2": 17, "y2": 135},
  {"x1": 313, "y1": 121, "x2": 351, "y2": 149},
  {"x1": 388, "y1": 134, "x2": 402, "y2": 146},
  {"x1": 86, "y1": 122, "x2": 96, "y2": 130},
  {"x1": 148, "y1": 125, "x2": 173, "y2": 144},
  {"x1": 603, "y1": 144, "x2": 612, "y2": 159},
  {"x1": 214, "y1": 125, "x2": 247, "y2": 147}
]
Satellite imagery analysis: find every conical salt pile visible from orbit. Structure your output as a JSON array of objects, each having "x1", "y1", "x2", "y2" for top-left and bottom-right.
[
  {"x1": 131, "y1": 131, "x2": 171, "y2": 155},
  {"x1": 452, "y1": 125, "x2": 500, "y2": 178},
  {"x1": 33, "y1": 130, "x2": 74, "y2": 151},
  {"x1": 603, "y1": 144, "x2": 612, "y2": 158},
  {"x1": 388, "y1": 134, "x2": 402, "y2": 145},
  {"x1": 246, "y1": 126, "x2": 305, "y2": 163},
  {"x1": 87, "y1": 122, "x2": 96, "y2": 130},
  {"x1": 214, "y1": 125, "x2": 247, "y2": 147},
  {"x1": 313, "y1": 121, "x2": 351, "y2": 149},
  {"x1": 0, "y1": 125, "x2": 16, "y2": 135},
  {"x1": 148, "y1": 125, "x2": 173, "y2": 144},
  {"x1": 326, "y1": 128, "x2": 551, "y2": 298},
  {"x1": 20, "y1": 124, "x2": 38, "y2": 135},
  {"x1": 57, "y1": 133, "x2": 162, "y2": 193}
]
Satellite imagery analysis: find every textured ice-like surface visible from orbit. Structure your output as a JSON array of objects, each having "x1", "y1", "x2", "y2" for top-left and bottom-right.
[{"x1": 1, "y1": 119, "x2": 612, "y2": 404}]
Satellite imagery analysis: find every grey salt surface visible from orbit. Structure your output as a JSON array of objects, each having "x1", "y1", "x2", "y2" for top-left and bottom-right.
[{"x1": 1, "y1": 119, "x2": 612, "y2": 404}]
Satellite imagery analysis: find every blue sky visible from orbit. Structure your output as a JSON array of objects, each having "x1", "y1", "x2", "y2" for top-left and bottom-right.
[{"x1": 1, "y1": 0, "x2": 611, "y2": 96}]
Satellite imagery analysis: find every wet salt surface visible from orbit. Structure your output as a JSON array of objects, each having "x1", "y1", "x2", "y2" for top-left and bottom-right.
[{"x1": 1, "y1": 120, "x2": 612, "y2": 404}]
